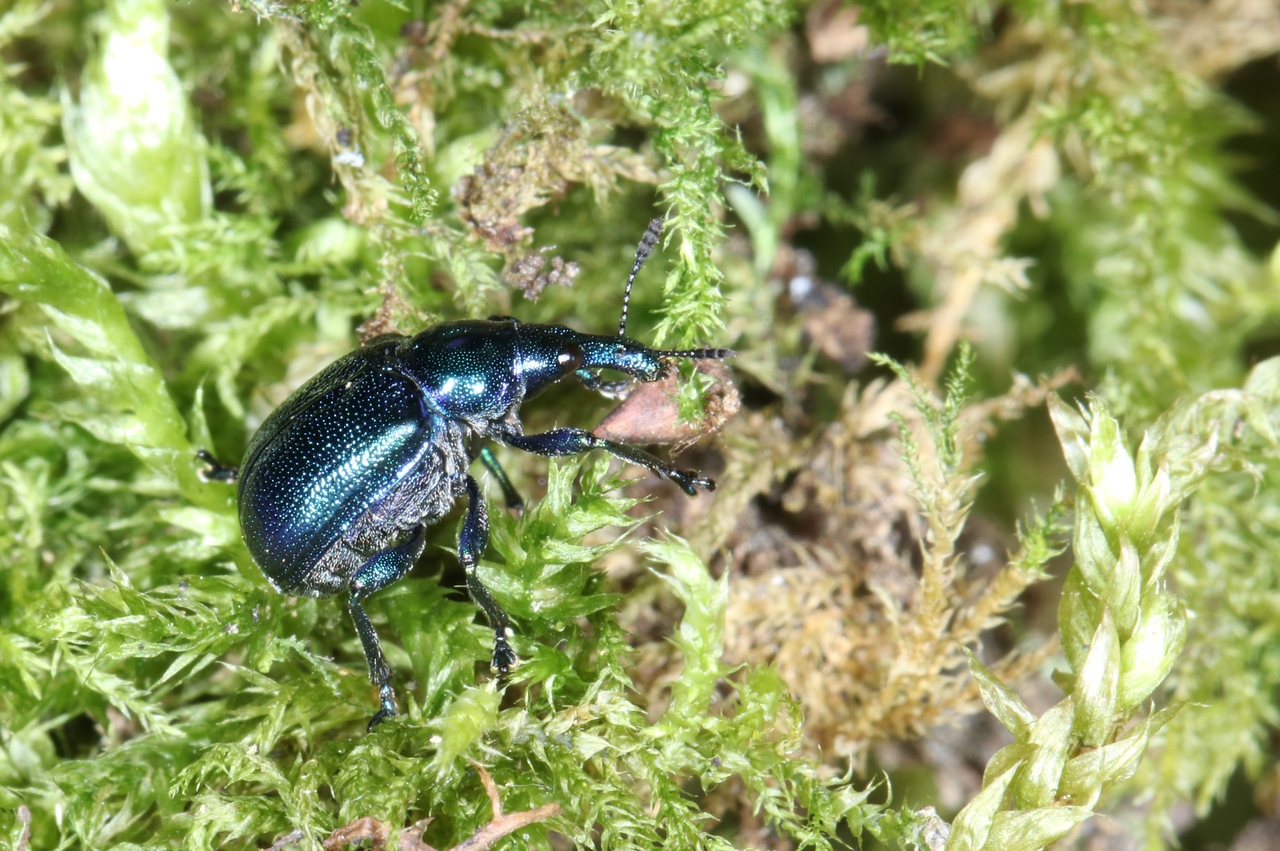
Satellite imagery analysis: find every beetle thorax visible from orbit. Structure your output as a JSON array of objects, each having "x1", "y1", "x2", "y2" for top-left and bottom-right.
[{"x1": 400, "y1": 320, "x2": 527, "y2": 429}]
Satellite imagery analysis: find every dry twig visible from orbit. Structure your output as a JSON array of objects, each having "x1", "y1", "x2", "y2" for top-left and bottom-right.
[{"x1": 320, "y1": 763, "x2": 561, "y2": 851}]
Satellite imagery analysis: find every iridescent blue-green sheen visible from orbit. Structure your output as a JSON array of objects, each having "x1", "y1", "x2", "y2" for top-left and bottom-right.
[
  {"x1": 238, "y1": 336, "x2": 434, "y2": 593},
  {"x1": 231, "y1": 313, "x2": 727, "y2": 728}
]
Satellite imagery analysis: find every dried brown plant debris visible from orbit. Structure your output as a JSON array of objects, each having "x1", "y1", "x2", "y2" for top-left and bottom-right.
[
  {"x1": 899, "y1": 119, "x2": 1061, "y2": 383},
  {"x1": 797, "y1": 287, "x2": 876, "y2": 373},
  {"x1": 450, "y1": 106, "x2": 657, "y2": 298},
  {"x1": 503, "y1": 251, "x2": 581, "y2": 301},
  {"x1": 631, "y1": 369, "x2": 1075, "y2": 759},
  {"x1": 805, "y1": 0, "x2": 869, "y2": 64},
  {"x1": 323, "y1": 817, "x2": 394, "y2": 850},
  {"x1": 357, "y1": 278, "x2": 419, "y2": 342},
  {"x1": 782, "y1": 248, "x2": 877, "y2": 374},
  {"x1": 1153, "y1": 0, "x2": 1280, "y2": 80},
  {"x1": 319, "y1": 764, "x2": 560, "y2": 851}
]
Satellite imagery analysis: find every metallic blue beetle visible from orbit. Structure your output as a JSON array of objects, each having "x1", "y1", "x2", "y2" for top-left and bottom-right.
[{"x1": 200, "y1": 220, "x2": 731, "y2": 727}]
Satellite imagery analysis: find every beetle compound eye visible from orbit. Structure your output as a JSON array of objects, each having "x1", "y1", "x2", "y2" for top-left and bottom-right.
[{"x1": 557, "y1": 345, "x2": 583, "y2": 372}]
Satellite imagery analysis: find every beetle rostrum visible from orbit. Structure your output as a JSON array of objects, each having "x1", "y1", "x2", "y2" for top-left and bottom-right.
[{"x1": 200, "y1": 218, "x2": 732, "y2": 729}]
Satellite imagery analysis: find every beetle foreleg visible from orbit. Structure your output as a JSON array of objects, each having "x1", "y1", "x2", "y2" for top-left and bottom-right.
[
  {"x1": 459, "y1": 474, "x2": 517, "y2": 674},
  {"x1": 478, "y1": 446, "x2": 524, "y2": 512},
  {"x1": 349, "y1": 526, "x2": 427, "y2": 730},
  {"x1": 574, "y1": 368, "x2": 635, "y2": 401},
  {"x1": 501, "y1": 428, "x2": 716, "y2": 496}
]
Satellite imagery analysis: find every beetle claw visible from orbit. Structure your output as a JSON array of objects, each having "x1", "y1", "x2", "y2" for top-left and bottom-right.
[
  {"x1": 367, "y1": 695, "x2": 398, "y2": 731},
  {"x1": 670, "y1": 470, "x2": 716, "y2": 496}
]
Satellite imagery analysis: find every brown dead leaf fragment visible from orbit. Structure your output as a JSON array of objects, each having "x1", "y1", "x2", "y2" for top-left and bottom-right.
[{"x1": 593, "y1": 359, "x2": 740, "y2": 448}]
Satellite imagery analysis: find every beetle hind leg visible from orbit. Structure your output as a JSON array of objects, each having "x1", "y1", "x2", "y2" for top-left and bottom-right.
[
  {"x1": 348, "y1": 526, "x2": 427, "y2": 730},
  {"x1": 458, "y1": 474, "x2": 516, "y2": 674}
]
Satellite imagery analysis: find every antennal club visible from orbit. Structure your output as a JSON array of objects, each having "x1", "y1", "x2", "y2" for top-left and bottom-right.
[
  {"x1": 658, "y1": 347, "x2": 736, "y2": 361},
  {"x1": 619, "y1": 217, "x2": 664, "y2": 338}
]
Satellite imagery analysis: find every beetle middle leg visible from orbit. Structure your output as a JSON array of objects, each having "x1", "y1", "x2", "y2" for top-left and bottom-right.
[
  {"x1": 478, "y1": 446, "x2": 524, "y2": 512},
  {"x1": 348, "y1": 526, "x2": 427, "y2": 729},
  {"x1": 501, "y1": 427, "x2": 715, "y2": 495},
  {"x1": 458, "y1": 473, "x2": 517, "y2": 674}
]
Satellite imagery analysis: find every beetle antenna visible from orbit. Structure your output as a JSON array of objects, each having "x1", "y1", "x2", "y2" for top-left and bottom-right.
[
  {"x1": 620, "y1": 218, "x2": 664, "y2": 338},
  {"x1": 658, "y1": 347, "x2": 736, "y2": 360}
]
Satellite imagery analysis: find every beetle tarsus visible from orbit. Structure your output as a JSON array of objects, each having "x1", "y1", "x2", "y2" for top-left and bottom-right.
[
  {"x1": 491, "y1": 635, "x2": 517, "y2": 675},
  {"x1": 670, "y1": 470, "x2": 716, "y2": 495},
  {"x1": 368, "y1": 688, "x2": 398, "y2": 730},
  {"x1": 196, "y1": 449, "x2": 239, "y2": 484}
]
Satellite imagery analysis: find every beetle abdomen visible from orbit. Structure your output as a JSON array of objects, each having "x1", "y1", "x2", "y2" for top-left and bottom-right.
[{"x1": 238, "y1": 349, "x2": 434, "y2": 593}]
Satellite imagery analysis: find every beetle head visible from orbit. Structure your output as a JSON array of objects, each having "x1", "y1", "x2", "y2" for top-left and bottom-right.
[
  {"x1": 516, "y1": 324, "x2": 732, "y2": 399},
  {"x1": 517, "y1": 218, "x2": 733, "y2": 399}
]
